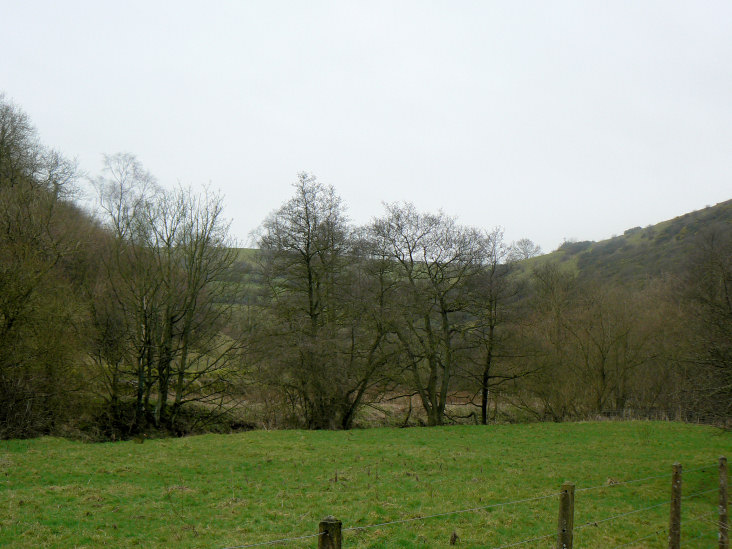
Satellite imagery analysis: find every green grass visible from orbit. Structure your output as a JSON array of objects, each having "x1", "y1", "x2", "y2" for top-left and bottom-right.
[{"x1": 1, "y1": 422, "x2": 729, "y2": 548}]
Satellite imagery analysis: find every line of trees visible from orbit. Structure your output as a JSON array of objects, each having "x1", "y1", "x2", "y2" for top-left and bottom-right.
[
  {"x1": 1, "y1": 93, "x2": 729, "y2": 439},
  {"x1": 250, "y1": 175, "x2": 731, "y2": 428},
  {"x1": 1, "y1": 94, "x2": 86, "y2": 437},
  {"x1": 251, "y1": 175, "x2": 538, "y2": 427},
  {"x1": 88, "y1": 153, "x2": 243, "y2": 435},
  {"x1": 1, "y1": 95, "x2": 242, "y2": 439}
]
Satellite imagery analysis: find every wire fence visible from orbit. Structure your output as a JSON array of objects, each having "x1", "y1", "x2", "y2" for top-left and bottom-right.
[{"x1": 222, "y1": 457, "x2": 729, "y2": 549}]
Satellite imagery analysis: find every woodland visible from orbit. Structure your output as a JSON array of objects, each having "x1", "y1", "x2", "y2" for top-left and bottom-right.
[{"x1": 1, "y1": 94, "x2": 730, "y2": 440}]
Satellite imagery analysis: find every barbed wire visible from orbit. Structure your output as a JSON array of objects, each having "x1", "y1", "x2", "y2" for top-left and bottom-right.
[
  {"x1": 610, "y1": 526, "x2": 666, "y2": 548},
  {"x1": 686, "y1": 464, "x2": 718, "y2": 474},
  {"x1": 498, "y1": 484, "x2": 722, "y2": 549},
  {"x1": 688, "y1": 511, "x2": 730, "y2": 532},
  {"x1": 490, "y1": 498, "x2": 672, "y2": 549},
  {"x1": 574, "y1": 499, "x2": 671, "y2": 532},
  {"x1": 575, "y1": 472, "x2": 669, "y2": 493},
  {"x1": 222, "y1": 491, "x2": 561, "y2": 548},
  {"x1": 343, "y1": 491, "x2": 561, "y2": 533},
  {"x1": 684, "y1": 529, "x2": 716, "y2": 545},
  {"x1": 575, "y1": 463, "x2": 716, "y2": 494},
  {"x1": 488, "y1": 529, "x2": 555, "y2": 548},
  {"x1": 572, "y1": 487, "x2": 718, "y2": 536},
  {"x1": 677, "y1": 464, "x2": 716, "y2": 474},
  {"x1": 570, "y1": 486, "x2": 720, "y2": 549},
  {"x1": 683, "y1": 487, "x2": 718, "y2": 500},
  {"x1": 221, "y1": 463, "x2": 720, "y2": 549},
  {"x1": 487, "y1": 466, "x2": 698, "y2": 549},
  {"x1": 221, "y1": 531, "x2": 323, "y2": 549}
]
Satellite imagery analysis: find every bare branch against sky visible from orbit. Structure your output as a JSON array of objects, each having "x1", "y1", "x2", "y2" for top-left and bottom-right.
[{"x1": 2, "y1": 0, "x2": 730, "y2": 251}]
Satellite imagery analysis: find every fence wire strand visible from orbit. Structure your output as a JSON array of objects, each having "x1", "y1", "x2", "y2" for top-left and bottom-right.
[
  {"x1": 221, "y1": 531, "x2": 323, "y2": 549},
  {"x1": 574, "y1": 483, "x2": 720, "y2": 549},
  {"x1": 343, "y1": 491, "x2": 561, "y2": 533},
  {"x1": 575, "y1": 499, "x2": 671, "y2": 532},
  {"x1": 488, "y1": 530, "x2": 556, "y2": 548},
  {"x1": 684, "y1": 529, "x2": 717, "y2": 545},
  {"x1": 575, "y1": 473, "x2": 669, "y2": 493},
  {"x1": 688, "y1": 511, "x2": 730, "y2": 532},
  {"x1": 679, "y1": 464, "x2": 716, "y2": 475},
  {"x1": 222, "y1": 491, "x2": 561, "y2": 548},
  {"x1": 683, "y1": 487, "x2": 718, "y2": 500},
  {"x1": 610, "y1": 526, "x2": 666, "y2": 548},
  {"x1": 490, "y1": 499, "x2": 672, "y2": 549},
  {"x1": 575, "y1": 463, "x2": 715, "y2": 494},
  {"x1": 572, "y1": 487, "x2": 717, "y2": 535},
  {"x1": 221, "y1": 462, "x2": 720, "y2": 549}
]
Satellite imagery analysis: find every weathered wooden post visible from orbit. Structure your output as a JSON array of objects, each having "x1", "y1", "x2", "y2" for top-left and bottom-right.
[
  {"x1": 318, "y1": 516, "x2": 342, "y2": 549},
  {"x1": 720, "y1": 457, "x2": 729, "y2": 549},
  {"x1": 668, "y1": 463, "x2": 682, "y2": 549},
  {"x1": 556, "y1": 482, "x2": 575, "y2": 549}
]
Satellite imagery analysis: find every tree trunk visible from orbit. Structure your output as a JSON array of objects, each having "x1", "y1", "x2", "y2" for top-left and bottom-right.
[
  {"x1": 481, "y1": 323, "x2": 495, "y2": 425},
  {"x1": 153, "y1": 315, "x2": 175, "y2": 428},
  {"x1": 135, "y1": 351, "x2": 146, "y2": 428}
]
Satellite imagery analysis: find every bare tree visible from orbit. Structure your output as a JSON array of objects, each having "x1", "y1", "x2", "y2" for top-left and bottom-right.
[
  {"x1": 0, "y1": 93, "x2": 42, "y2": 187},
  {"x1": 524, "y1": 264, "x2": 662, "y2": 420},
  {"x1": 256, "y1": 173, "x2": 391, "y2": 429},
  {"x1": 510, "y1": 238, "x2": 542, "y2": 261},
  {"x1": 680, "y1": 226, "x2": 732, "y2": 422},
  {"x1": 92, "y1": 154, "x2": 239, "y2": 434},
  {"x1": 461, "y1": 228, "x2": 531, "y2": 424},
  {"x1": 91, "y1": 154, "x2": 161, "y2": 428},
  {"x1": 371, "y1": 203, "x2": 487, "y2": 426},
  {"x1": 522, "y1": 263, "x2": 580, "y2": 421},
  {"x1": 256, "y1": 173, "x2": 350, "y2": 428}
]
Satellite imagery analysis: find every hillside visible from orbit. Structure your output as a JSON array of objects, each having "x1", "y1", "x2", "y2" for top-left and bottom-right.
[
  {"x1": 230, "y1": 199, "x2": 732, "y2": 303},
  {"x1": 235, "y1": 199, "x2": 732, "y2": 286},
  {"x1": 524, "y1": 199, "x2": 732, "y2": 283}
]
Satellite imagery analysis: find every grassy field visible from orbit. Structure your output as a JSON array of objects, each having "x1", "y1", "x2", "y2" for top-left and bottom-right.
[{"x1": 1, "y1": 422, "x2": 729, "y2": 548}]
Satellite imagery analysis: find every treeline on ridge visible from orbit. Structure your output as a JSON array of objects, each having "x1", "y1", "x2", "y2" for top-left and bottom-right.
[{"x1": 1, "y1": 94, "x2": 730, "y2": 440}]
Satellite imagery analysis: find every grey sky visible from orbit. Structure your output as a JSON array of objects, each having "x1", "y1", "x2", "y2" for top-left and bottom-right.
[{"x1": 2, "y1": 1, "x2": 731, "y2": 252}]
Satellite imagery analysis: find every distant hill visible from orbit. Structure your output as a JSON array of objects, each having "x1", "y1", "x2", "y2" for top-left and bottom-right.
[
  {"x1": 232, "y1": 199, "x2": 732, "y2": 288},
  {"x1": 527, "y1": 199, "x2": 732, "y2": 283}
]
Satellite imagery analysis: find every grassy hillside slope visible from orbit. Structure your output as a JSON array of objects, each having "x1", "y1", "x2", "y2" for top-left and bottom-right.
[
  {"x1": 1, "y1": 422, "x2": 729, "y2": 547},
  {"x1": 529, "y1": 199, "x2": 732, "y2": 283}
]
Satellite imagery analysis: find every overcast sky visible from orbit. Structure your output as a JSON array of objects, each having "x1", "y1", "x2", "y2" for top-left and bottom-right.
[{"x1": 2, "y1": 1, "x2": 731, "y2": 252}]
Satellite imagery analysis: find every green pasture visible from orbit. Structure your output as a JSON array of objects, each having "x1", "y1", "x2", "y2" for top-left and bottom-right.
[{"x1": 1, "y1": 422, "x2": 729, "y2": 548}]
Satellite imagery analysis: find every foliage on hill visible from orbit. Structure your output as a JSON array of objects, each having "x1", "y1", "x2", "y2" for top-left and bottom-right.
[
  {"x1": 542, "y1": 200, "x2": 732, "y2": 283},
  {"x1": 0, "y1": 95, "x2": 244, "y2": 440},
  {"x1": 512, "y1": 201, "x2": 732, "y2": 424},
  {"x1": 0, "y1": 94, "x2": 95, "y2": 438}
]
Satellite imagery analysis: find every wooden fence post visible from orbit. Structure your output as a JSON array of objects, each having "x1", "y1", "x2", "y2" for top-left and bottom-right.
[
  {"x1": 556, "y1": 482, "x2": 575, "y2": 549},
  {"x1": 668, "y1": 463, "x2": 682, "y2": 549},
  {"x1": 318, "y1": 516, "x2": 342, "y2": 549},
  {"x1": 720, "y1": 457, "x2": 729, "y2": 549}
]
